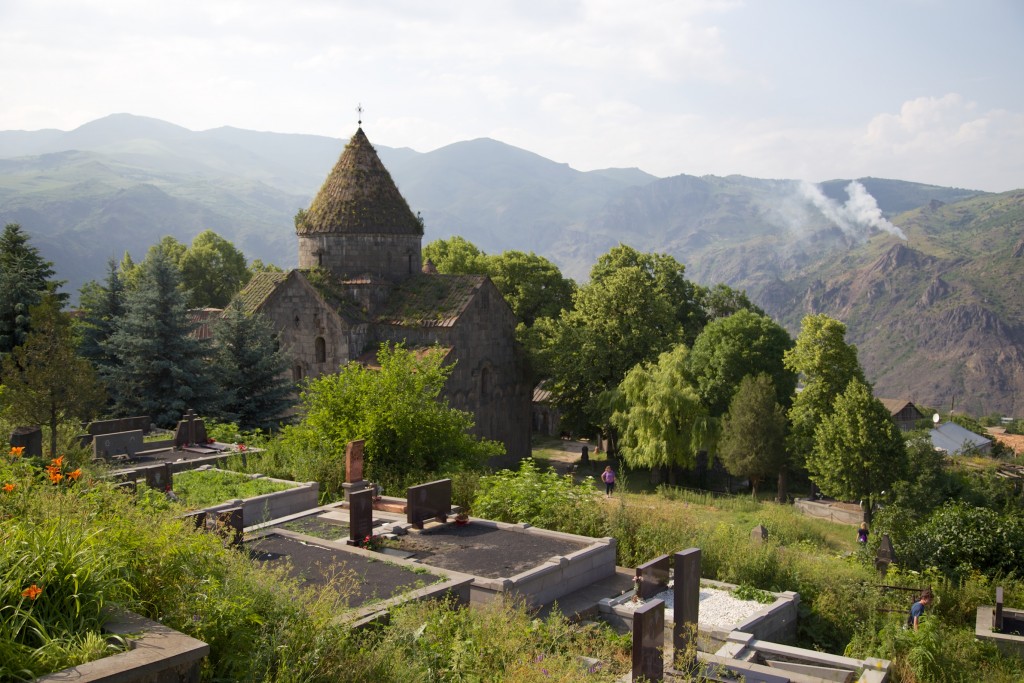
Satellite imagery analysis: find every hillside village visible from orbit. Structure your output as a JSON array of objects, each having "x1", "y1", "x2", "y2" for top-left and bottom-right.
[{"x1": 1, "y1": 125, "x2": 1023, "y2": 682}]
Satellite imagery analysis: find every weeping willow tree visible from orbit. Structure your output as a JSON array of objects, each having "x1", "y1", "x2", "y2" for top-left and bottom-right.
[{"x1": 611, "y1": 344, "x2": 707, "y2": 484}]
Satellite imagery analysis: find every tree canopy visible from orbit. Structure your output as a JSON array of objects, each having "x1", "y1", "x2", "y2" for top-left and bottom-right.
[
  {"x1": 0, "y1": 224, "x2": 64, "y2": 361},
  {"x1": 178, "y1": 230, "x2": 252, "y2": 308},
  {"x1": 718, "y1": 373, "x2": 789, "y2": 498}
]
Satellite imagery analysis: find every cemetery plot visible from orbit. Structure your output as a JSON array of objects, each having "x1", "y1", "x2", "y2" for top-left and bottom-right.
[
  {"x1": 388, "y1": 522, "x2": 589, "y2": 579},
  {"x1": 273, "y1": 514, "x2": 350, "y2": 541},
  {"x1": 246, "y1": 532, "x2": 445, "y2": 609}
]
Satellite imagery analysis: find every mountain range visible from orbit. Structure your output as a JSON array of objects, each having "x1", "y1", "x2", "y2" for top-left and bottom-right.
[{"x1": 1, "y1": 114, "x2": 1021, "y2": 418}]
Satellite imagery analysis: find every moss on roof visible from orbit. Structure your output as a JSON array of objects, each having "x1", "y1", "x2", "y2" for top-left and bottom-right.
[
  {"x1": 236, "y1": 271, "x2": 288, "y2": 314},
  {"x1": 376, "y1": 274, "x2": 485, "y2": 327},
  {"x1": 299, "y1": 268, "x2": 369, "y2": 322},
  {"x1": 297, "y1": 128, "x2": 423, "y2": 237}
]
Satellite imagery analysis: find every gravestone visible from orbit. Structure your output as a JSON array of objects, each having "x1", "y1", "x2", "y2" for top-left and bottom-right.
[
  {"x1": 875, "y1": 534, "x2": 896, "y2": 575},
  {"x1": 144, "y1": 465, "x2": 172, "y2": 492},
  {"x1": 207, "y1": 507, "x2": 243, "y2": 547},
  {"x1": 407, "y1": 479, "x2": 452, "y2": 529},
  {"x1": 673, "y1": 548, "x2": 701, "y2": 663},
  {"x1": 632, "y1": 599, "x2": 665, "y2": 682},
  {"x1": 10, "y1": 426, "x2": 43, "y2": 458},
  {"x1": 751, "y1": 524, "x2": 769, "y2": 544},
  {"x1": 342, "y1": 440, "x2": 370, "y2": 501},
  {"x1": 348, "y1": 488, "x2": 374, "y2": 546},
  {"x1": 93, "y1": 430, "x2": 143, "y2": 461},
  {"x1": 995, "y1": 586, "x2": 1004, "y2": 631},
  {"x1": 581, "y1": 445, "x2": 589, "y2": 464},
  {"x1": 174, "y1": 410, "x2": 208, "y2": 448},
  {"x1": 636, "y1": 554, "x2": 671, "y2": 600},
  {"x1": 87, "y1": 416, "x2": 150, "y2": 438}
]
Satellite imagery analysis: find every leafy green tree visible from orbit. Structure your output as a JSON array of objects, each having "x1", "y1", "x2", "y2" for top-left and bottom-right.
[
  {"x1": 77, "y1": 258, "x2": 126, "y2": 373},
  {"x1": 249, "y1": 259, "x2": 283, "y2": 274},
  {"x1": 687, "y1": 309, "x2": 796, "y2": 417},
  {"x1": 299, "y1": 343, "x2": 503, "y2": 479},
  {"x1": 809, "y1": 379, "x2": 907, "y2": 523},
  {"x1": 1, "y1": 295, "x2": 105, "y2": 457},
  {"x1": 423, "y1": 236, "x2": 489, "y2": 275},
  {"x1": 102, "y1": 245, "x2": 213, "y2": 427},
  {"x1": 699, "y1": 283, "x2": 765, "y2": 321},
  {"x1": 485, "y1": 250, "x2": 575, "y2": 326},
  {"x1": 118, "y1": 251, "x2": 141, "y2": 292},
  {"x1": 784, "y1": 314, "x2": 866, "y2": 463},
  {"x1": 179, "y1": 230, "x2": 252, "y2": 308},
  {"x1": 0, "y1": 223, "x2": 64, "y2": 360},
  {"x1": 718, "y1": 374, "x2": 789, "y2": 498},
  {"x1": 209, "y1": 300, "x2": 294, "y2": 432},
  {"x1": 611, "y1": 344, "x2": 707, "y2": 479}
]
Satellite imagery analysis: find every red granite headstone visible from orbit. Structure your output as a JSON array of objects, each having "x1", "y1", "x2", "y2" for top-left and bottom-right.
[{"x1": 345, "y1": 440, "x2": 365, "y2": 483}]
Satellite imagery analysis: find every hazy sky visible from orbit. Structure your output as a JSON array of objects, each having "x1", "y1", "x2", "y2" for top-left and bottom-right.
[{"x1": 2, "y1": 0, "x2": 1022, "y2": 191}]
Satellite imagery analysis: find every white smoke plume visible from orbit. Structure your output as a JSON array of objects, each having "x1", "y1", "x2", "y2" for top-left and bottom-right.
[{"x1": 799, "y1": 180, "x2": 907, "y2": 241}]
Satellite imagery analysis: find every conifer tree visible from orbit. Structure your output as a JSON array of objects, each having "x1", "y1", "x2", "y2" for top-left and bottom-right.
[
  {"x1": 718, "y1": 374, "x2": 789, "y2": 499},
  {"x1": 78, "y1": 258, "x2": 126, "y2": 373},
  {"x1": 209, "y1": 299, "x2": 294, "y2": 432},
  {"x1": 1, "y1": 295, "x2": 105, "y2": 457},
  {"x1": 102, "y1": 246, "x2": 213, "y2": 427},
  {"x1": 0, "y1": 223, "x2": 64, "y2": 360}
]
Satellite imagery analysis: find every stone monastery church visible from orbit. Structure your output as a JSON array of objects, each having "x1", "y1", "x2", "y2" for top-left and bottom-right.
[{"x1": 236, "y1": 127, "x2": 531, "y2": 462}]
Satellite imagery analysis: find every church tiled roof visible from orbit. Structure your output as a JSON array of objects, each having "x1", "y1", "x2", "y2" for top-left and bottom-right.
[
  {"x1": 375, "y1": 274, "x2": 485, "y2": 327},
  {"x1": 296, "y1": 128, "x2": 423, "y2": 236},
  {"x1": 236, "y1": 271, "x2": 288, "y2": 314}
]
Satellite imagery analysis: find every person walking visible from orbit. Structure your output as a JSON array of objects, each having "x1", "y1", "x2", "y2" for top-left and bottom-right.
[
  {"x1": 601, "y1": 465, "x2": 616, "y2": 497},
  {"x1": 908, "y1": 588, "x2": 933, "y2": 631},
  {"x1": 857, "y1": 522, "x2": 869, "y2": 544}
]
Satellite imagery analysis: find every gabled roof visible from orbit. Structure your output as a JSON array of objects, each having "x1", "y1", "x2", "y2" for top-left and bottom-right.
[
  {"x1": 236, "y1": 271, "x2": 289, "y2": 314},
  {"x1": 187, "y1": 307, "x2": 223, "y2": 340},
  {"x1": 929, "y1": 421, "x2": 991, "y2": 455},
  {"x1": 297, "y1": 128, "x2": 422, "y2": 236},
  {"x1": 878, "y1": 398, "x2": 924, "y2": 418},
  {"x1": 375, "y1": 273, "x2": 486, "y2": 327}
]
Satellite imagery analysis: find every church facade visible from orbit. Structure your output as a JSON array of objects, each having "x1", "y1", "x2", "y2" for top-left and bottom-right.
[{"x1": 237, "y1": 128, "x2": 531, "y2": 463}]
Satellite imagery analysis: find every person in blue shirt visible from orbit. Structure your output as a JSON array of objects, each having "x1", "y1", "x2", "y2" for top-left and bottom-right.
[{"x1": 908, "y1": 588, "x2": 933, "y2": 630}]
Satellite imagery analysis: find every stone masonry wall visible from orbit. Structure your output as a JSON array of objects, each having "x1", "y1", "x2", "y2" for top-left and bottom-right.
[{"x1": 299, "y1": 233, "x2": 422, "y2": 283}]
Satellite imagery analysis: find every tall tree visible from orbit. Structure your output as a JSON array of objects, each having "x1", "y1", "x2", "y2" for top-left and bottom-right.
[
  {"x1": 0, "y1": 224, "x2": 64, "y2": 360},
  {"x1": 809, "y1": 379, "x2": 908, "y2": 523},
  {"x1": 687, "y1": 309, "x2": 796, "y2": 417},
  {"x1": 300, "y1": 343, "x2": 503, "y2": 478},
  {"x1": 699, "y1": 283, "x2": 765, "y2": 321},
  {"x1": 784, "y1": 314, "x2": 866, "y2": 463},
  {"x1": 485, "y1": 250, "x2": 575, "y2": 326},
  {"x1": 102, "y1": 245, "x2": 212, "y2": 427},
  {"x1": 209, "y1": 300, "x2": 294, "y2": 432},
  {"x1": 77, "y1": 258, "x2": 126, "y2": 373},
  {"x1": 611, "y1": 344, "x2": 707, "y2": 479},
  {"x1": 179, "y1": 230, "x2": 251, "y2": 308},
  {"x1": 422, "y1": 236, "x2": 489, "y2": 275},
  {"x1": 718, "y1": 374, "x2": 789, "y2": 499},
  {"x1": 1, "y1": 295, "x2": 105, "y2": 457}
]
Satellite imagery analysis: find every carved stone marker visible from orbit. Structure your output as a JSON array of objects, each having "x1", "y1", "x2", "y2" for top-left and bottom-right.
[
  {"x1": 348, "y1": 488, "x2": 374, "y2": 546},
  {"x1": 751, "y1": 524, "x2": 768, "y2": 544},
  {"x1": 636, "y1": 554, "x2": 670, "y2": 600},
  {"x1": 876, "y1": 533, "x2": 896, "y2": 575},
  {"x1": 174, "y1": 410, "x2": 208, "y2": 448},
  {"x1": 632, "y1": 599, "x2": 664, "y2": 682},
  {"x1": 581, "y1": 445, "x2": 589, "y2": 463},
  {"x1": 10, "y1": 426, "x2": 43, "y2": 458},
  {"x1": 345, "y1": 439, "x2": 365, "y2": 483},
  {"x1": 144, "y1": 464, "x2": 171, "y2": 492},
  {"x1": 407, "y1": 479, "x2": 452, "y2": 529},
  {"x1": 94, "y1": 429, "x2": 143, "y2": 461},
  {"x1": 674, "y1": 548, "x2": 701, "y2": 663}
]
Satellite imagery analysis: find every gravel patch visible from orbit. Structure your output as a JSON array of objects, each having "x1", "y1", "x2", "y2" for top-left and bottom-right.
[{"x1": 617, "y1": 586, "x2": 766, "y2": 629}]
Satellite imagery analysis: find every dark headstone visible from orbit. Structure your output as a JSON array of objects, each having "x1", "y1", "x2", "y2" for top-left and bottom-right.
[
  {"x1": 10, "y1": 426, "x2": 43, "y2": 458},
  {"x1": 876, "y1": 533, "x2": 896, "y2": 575},
  {"x1": 144, "y1": 465, "x2": 172, "y2": 492},
  {"x1": 995, "y1": 586, "x2": 1004, "y2": 631},
  {"x1": 751, "y1": 524, "x2": 768, "y2": 544},
  {"x1": 345, "y1": 439, "x2": 365, "y2": 483},
  {"x1": 93, "y1": 430, "x2": 143, "y2": 461},
  {"x1": 636, "y1": 554, "x2": 671, "y2": 600},
  {"x1": 673, "y1": 548, "x2": 701, "y2": 660},
  {"x1": 581, "y1": 445, "x2": 589, "y2": 463},
  {"x1": 87, "y1": 416, "x2": 150, "y2": 437},
  {"x1": 174, "y1": 410, "x2": 208, "y2": 448},
  {"x1": 407, "y1": 479, "x2": 452, "y2": 529},
  {"x1": 348, "y1": 488, "x2": 374, "y2": 546},
  {"x1": 632, "y1": 599, "x2": 665, "y2": 682}
]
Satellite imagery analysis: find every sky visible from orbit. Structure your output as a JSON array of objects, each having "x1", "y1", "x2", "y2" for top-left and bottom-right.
[{"x1": 2, "y1": 0, "x2": 1023, "y2": 192}]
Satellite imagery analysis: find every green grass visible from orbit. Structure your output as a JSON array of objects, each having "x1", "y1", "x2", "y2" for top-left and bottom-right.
[{"x1": 170, "y1": 469, "x2": 294, "y2": 508}]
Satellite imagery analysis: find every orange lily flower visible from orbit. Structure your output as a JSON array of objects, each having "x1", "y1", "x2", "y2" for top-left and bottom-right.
[
  {"x1": 21, "y1": 584, "x2": 42, "y2": 600},
  {"x1": 68, "y1": 469, "x2": 82, "y2": 481},
  {"x1": 48, "y1": 471, "x2": 63, "y2": 484},
  {"x1": 51, "y1": 456, "x2": 64, "y2": 468},
  {"x1": 9, "y1": 446, "x2": 24, "y2": 458},
  {"x1": 2, "y1": 483, "x2": 14, "y2": 492}
]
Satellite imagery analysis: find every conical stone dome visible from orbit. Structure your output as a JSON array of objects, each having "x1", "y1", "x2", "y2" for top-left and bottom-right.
[{"x1": 296, "y1": 128, "x2": 422, "y2": 236}]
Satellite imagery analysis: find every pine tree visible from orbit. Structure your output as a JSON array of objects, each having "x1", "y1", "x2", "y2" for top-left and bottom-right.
[
  {"x1": 209, "y1": 299, "x2": 294, "y2": 432},
  {"x1": 718, "y1": 374, "x2": 789, "y2": 499},
  {"x1": 102, "y1": 246, "x2": 213, "y2": 427},
  {"x1": 1, "y1": 295, "x2": 106, "y2": 457},
  {"x1": 78, "y1": 258, "x2": 126, "y2": 372},
  {"x1": 0, "y1": 223, "x2": 65, "y2": 360}
]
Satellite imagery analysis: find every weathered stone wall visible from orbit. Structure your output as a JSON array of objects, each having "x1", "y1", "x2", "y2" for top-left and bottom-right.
[
  {"x1": 298, "y1": 233, "x2": 422, "y2": 283},
  {"x1": 373, "y1": 279, "x2": 532, "y2": 463},
  {"x1": 257, "y1": 276, "x2": 349, "y2": 381}
]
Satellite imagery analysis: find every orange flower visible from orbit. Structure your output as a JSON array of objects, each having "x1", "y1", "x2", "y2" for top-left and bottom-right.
[
  {"x1": 68, "y1": 469, "x2": 82, "y2": 481},
  {"x1": 9, "y1": 446, "x2": 24, "y2": 458},
  {"x1": 48, "y1": 471, "x2": 63, "y2": 484},
  {"x1": 21, "y1": 584, "x2": 42, "y2": 600},
  {"x1": 51, "y1": 456, "x2": 64, "y2": 468},
  {"x1": 2, "y1": 483, "x2": 14, "y2": 492}
]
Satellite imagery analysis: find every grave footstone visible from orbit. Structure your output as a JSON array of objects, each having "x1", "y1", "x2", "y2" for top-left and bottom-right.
[
  {"x1": 348, "y1": 488, "x2": 374, "y2": 547},
  {"x1": 751, "y1": 524, "x2": 768, "y2": 544},
  {"x1": 632, "y1": 599, "x2": 665, "y2": 682},
  {"x1": 673, "y1": 548, "x2": 701, "y2": 665},
  {"x1": 636, "y1": 555, "x2": 670, "y2": 600},
  {"x1": 994, "y1": 586, "x2": 1004, "y2": 631},
  {"x1": 10, "y1": 426, "x2": 43, "y2": 459},
  {"x1": 407, "y1": 479, "x2": 452, "y2": 529}
]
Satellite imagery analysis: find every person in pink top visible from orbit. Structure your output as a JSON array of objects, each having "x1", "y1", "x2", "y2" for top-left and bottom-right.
[{"x1": 601, "y1": 465, "x2": 616, "y2": 497}]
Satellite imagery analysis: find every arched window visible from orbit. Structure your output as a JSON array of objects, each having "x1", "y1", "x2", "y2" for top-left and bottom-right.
[
  {"x1": 292, "y1": 364, "x2": 304, "y2": 382},
  {"x1": 480, "y1": 367, "x2": 490, "y2": 399},
  {"x1": 315, "y1": 337, "x2": 326, "y2": 363}
]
